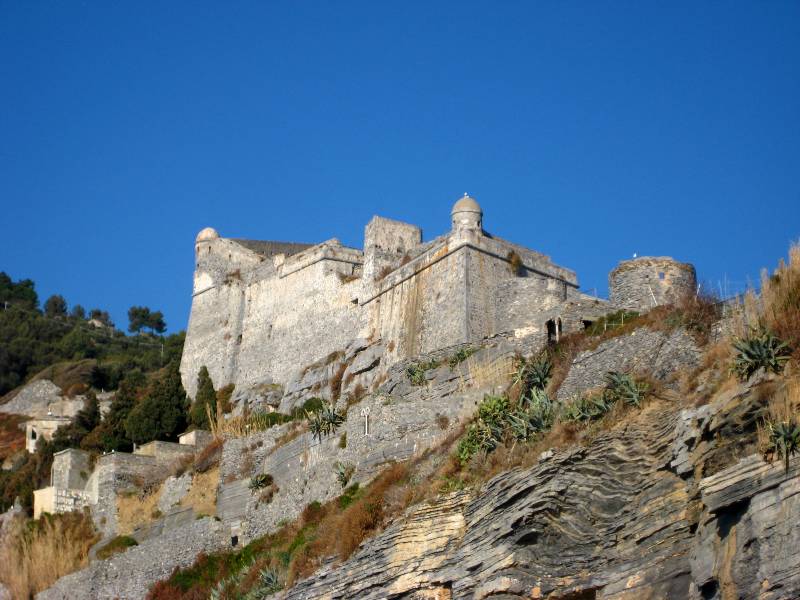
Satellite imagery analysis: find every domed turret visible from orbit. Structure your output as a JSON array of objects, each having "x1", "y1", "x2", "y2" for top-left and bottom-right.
[
  {"x1": 196, "y1": 227, "x2": 220, "y2": 243},
  {"x1": 451, "y1": 194, "x2": 482, "y2": 232}
]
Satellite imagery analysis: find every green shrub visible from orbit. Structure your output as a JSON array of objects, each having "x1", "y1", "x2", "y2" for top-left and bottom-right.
[
  {"x1": 448, "y1": 347, "x2": 477, "y2": 369},
  {"x1": 732, "y1": 330, "x2": 792, "y2": 381},
  {"x1": 96, "y1": 535, "x2": 138, "y2": 560},
  {"x1": 405, "y1": 359, "x2": 440, "y2": 385}
]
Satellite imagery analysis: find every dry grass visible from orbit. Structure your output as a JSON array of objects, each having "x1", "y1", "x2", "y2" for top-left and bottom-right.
[
  {"x1": 116, "y1": 485, "x2": 162, "y2": 535},
  {"x1": 730, "y1": 242, "x2": 800, "y2": 360},
  {"x1": 757, "y1": 374, "x2": 800, "y2": 459},
  {"x1": 179, "y1": 467, "x2": 219, "y2": 517},
  {"x1": 0, "y1": 510, "x2": 99, "y2": 599},
  {"x1": 329, "y1": 363, "x2": 347, "y2": 401}
]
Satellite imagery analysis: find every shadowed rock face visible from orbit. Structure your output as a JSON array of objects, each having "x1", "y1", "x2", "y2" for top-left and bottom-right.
[{"x1": 285, "y1": 389, "x2": 800, "y2": 600}]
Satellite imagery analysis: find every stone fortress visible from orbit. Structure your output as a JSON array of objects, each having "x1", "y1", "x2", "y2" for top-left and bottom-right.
[
  {"x1": 180, "y1": 194, "x2": 696, "y2": 399},
  {"x1": 31, "y1": 196, "x2": 717, "y2": 599}
]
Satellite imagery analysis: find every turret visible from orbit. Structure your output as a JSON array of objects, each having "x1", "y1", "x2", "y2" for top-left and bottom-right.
[{"x1": 609, "y1": 256, "x2": 697, "y2": 312}]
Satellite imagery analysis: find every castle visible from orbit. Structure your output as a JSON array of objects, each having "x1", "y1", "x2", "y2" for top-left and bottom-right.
[{"x1": 180, "y1": 195, "x2": 696, "y2": 398}]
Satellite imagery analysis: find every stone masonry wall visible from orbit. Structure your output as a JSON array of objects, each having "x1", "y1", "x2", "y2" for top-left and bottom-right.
[{"x1": 609, "y1": 256, "x2": 696, "y2": 313}]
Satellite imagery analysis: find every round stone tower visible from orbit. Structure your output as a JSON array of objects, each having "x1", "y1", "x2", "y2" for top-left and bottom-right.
[
  {"x1": 609, "y1": 256, "x2": 697, "y2": 313},
  {"x1": 451, "y1": 194, "x2": 483, "y2": 232}
]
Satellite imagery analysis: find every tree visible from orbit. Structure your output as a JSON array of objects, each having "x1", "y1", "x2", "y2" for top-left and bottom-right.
[
  {"x1": 82, "y1": 370, "x2": 144, "y2": 452},
  {"x1": 0, "y1": 272, "x2": 38, "y2": 310},
  {"x1": 127, "y1": 306, "x2": 150, "y2": 334},
  {"x1": 148, "y1": 310, "x2": 167, "y2": 334},
  {"x1": 189, "y1": 366, "x2": 216, "y2": 429},
  {"x1": 125, "y1": 362, "x2": 188, "y2": 444},
  {"x1": 128, "y1": 306, "x2": 167, "y2": 335},
  {"x1": 70, "y1": 304, "x2": 86, "y2": 319},
  {"x1": 44, "y1": 295, "x2": 68, "y2": 318},
  {"x1": 52, "y1": 392, "x2": 100, "y2": 450}
]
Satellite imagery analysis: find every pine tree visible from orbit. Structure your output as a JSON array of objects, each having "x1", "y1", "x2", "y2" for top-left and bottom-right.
[
  {"x1": 189, "y1": 366, "x2": 216, "y2": 429},
  {"x1": 125, "y1": 362, "x2": 188, "y2": 444}
]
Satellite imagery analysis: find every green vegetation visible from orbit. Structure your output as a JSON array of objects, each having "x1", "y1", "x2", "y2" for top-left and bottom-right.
[
  {"x1": 448, "y1": 347, "x2": 477, "y2": 369},
  {"x1": 766, "y1": 419, "x2": 800, "y2": 474},
  {"x1": 405, "y1": 359, "x2": 440, "y2": 386},
  {"x1": 732, "y1": 329, "x2": 792, "y2": 381},
  {"x1": 124, "y1": 362, "x2": 189, "y2": 444},
  {"x1": 603, "y1": 371, "x2": 649, "y2": 408},
  {"x1": 306, "y1": 402, "x2": 345, "y2": 442},
  {"x1": 96, "y1": 535, "x2": 138, "y2": 560},
  {"x1": 249, "y1": 473, "x2": 273, "y2": 493},
  {"x1": 0, "y1": 272, "x2": 183, "y2": 396},
  {"x1": 189, "y1": 366, "x2": 217, "y2": 429},
  {"x1": 127, "y1": 306, "x2": 166, "y2": 335}
]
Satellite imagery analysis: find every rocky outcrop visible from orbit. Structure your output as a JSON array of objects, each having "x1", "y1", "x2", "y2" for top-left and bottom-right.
[
  {"x1": 285, "y1": 385, "x2": 800, "y2": 600},
  {"x1": 557, "y1": 327, "x2": 701, "y2": 401}
]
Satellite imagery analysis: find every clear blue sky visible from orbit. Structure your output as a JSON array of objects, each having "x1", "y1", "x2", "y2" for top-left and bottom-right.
[{"x1": 1, "y1": 2, "x2": 798, "y2": 333}]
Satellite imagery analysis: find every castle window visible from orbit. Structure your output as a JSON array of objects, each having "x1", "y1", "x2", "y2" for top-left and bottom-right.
[
  {"x1": 582, "y1": 320, "x2": 593, "y2": 330},
  {"x1": 658, "y1": 272, "x2": 665, "y2": 280},
  {"x1": 30, "y1": 429, "x2": 37, "y2": 440}
]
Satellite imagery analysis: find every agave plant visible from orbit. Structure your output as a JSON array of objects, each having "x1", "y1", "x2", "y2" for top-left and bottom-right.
[
  {"x1": 733, "y1": 330, "x2": 792, "y2": 381},
  {"x1": 241, "y1": 568, "x2": 282, "y2": 599},
  {"x1": 249, "y1": 473, "x2": 273, "y2": 493},
  {"x1": 561, "y1": 393, "x2": 611, "y2": 423},
  {"x1": 603, "y1": 371, "x2": 649, "y2": 408},
  {"x1": 527, "y1": 355, "x2": 553, "y2": 391},
  {"x1": 307, "y1": 402, "x2": 345, "y2": 442},
  {"x1": 768, "y1": 419, "x2": 800, "y2": 474},
  {"x1": 335, "y1": 461, "x2": 355, "y2": 488}
]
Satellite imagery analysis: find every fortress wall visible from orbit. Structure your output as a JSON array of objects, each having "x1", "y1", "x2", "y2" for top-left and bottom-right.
[
  {"x1": 493, "y1": 276, "x2": 571, "y2": 334},
  {"x1": 363, "y1": 216, "x2": 422, "y2": 284},
  {"x1": 371, "y1": 245, "x2": 466, "y2": 362},
  {"x1": 181, "y1": 278, "x2": 247, "y2": 397},
  {"x1": 478, "y1": 235, "x2": 578, "y2": 285},
  {"x1": 182, "y1": 238, "x2": 267, "y2": 396},
  {"x1": 51, "y1": 449, "x2": 91, "y2": 491},
  {"x1": 234, "y1": 257, "x2": 368, "y2": 391}
]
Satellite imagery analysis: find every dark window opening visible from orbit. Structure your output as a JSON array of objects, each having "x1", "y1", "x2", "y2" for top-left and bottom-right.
[
  {"x1": 231, "y1": 535, "x2": 238, "y2": 547},
  {"x1": 30, "y1": 429, "x2": 37, "y2": 440},
  {"x1": 582, "y1": 320, "x2": 593, "y2": 330},
  {"x1": 658, "y1": 271, "x2": 665, "y2": 280},
  {"x1": 546, "y1": 319, "x2": 556, "y2": 343}
]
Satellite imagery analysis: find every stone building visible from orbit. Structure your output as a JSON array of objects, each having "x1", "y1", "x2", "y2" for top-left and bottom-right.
[{"x1": 181, "y1": 195, "x2": 695, "y2": 397}]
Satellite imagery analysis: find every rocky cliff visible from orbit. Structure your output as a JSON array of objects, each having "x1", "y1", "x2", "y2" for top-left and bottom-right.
[{"x1": 285, "y1": 378, "x2": 800, "y2": 600}]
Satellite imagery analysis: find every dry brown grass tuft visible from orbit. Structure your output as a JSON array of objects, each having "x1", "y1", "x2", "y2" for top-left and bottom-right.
[
  {"x1": 116, "y1": 485, "x2": 162, "y2": 535},
  {"x1": 0, "y1": 510, "x2": 99, "y2": 599},
  {"x1": 757, "y1": 375, "x2": 800, "y2": 460},
  {"x1": 179, "y1": 467, "x2": 219, "y2": 517}
]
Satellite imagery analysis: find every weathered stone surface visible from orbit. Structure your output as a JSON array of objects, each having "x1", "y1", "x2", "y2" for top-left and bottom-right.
[
  {"x1": 283, "y1": 394, "x2": 800, "y2": 600},
  {"x1": 557, "y1": 327, "x2": 701, "y2": 401},
  {"x1": 1, "y1": 379, "x2": 63, "y2": 416},
  {"x1": 157, "y1": 472, "x2": 192, "y2": 514},
  {"x1": 36, "y1": 517, "x2": 228, "y2": 600}
]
